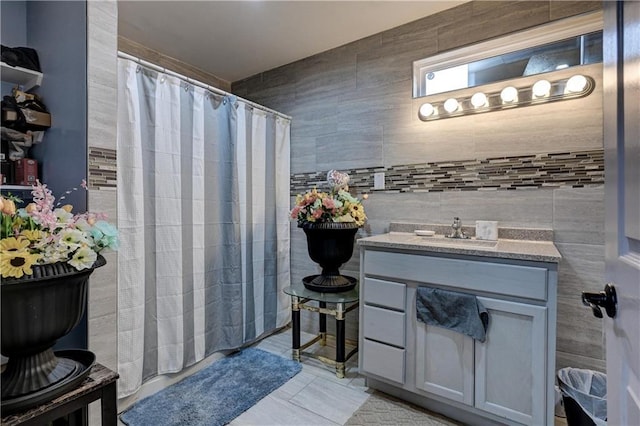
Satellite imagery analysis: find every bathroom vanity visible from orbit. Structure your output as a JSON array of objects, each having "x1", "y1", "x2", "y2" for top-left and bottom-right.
[{"x1": 357, "y1": 226, "x2": 561, "y2": 426}]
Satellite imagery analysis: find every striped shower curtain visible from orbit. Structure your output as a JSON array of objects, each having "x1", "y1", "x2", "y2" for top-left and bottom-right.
[{"x1": 116, "y1": 58, "x2": 291, "y2": 397}]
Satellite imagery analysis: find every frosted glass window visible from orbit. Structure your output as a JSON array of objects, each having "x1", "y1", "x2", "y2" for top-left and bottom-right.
[
  {"x1": 425, "y1": 64, "x2": 469, "y2": 96},
  {"x1": 412, "y1": 12, "x2": 603, "y2": 98}
]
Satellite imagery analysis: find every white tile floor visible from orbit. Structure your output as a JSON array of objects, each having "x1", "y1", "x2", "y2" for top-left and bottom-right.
[{"x1": 230, "y1": 327, "x2": 369, "y2": 425}]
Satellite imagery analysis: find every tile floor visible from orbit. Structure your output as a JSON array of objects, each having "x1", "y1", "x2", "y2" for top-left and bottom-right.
[
  {"x1": 230, "y1": 328, "x2": 369, "y2": 425},
  {"x1": 232, "y1": 328, "x2": 572, "y2": 426}
]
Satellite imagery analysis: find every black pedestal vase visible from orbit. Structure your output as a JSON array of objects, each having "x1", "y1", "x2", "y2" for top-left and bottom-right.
[
  {"x1": 301, "y1": 222, "x2": 359, "y2": 292},
  {"x1": 1, "y1": 255, "x2": 106, "y2": 414}
]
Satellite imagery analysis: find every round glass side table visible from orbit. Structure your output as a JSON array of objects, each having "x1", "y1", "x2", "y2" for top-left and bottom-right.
[{"x1": 283, "y1": 281, "x2": 359, "y2": 378}]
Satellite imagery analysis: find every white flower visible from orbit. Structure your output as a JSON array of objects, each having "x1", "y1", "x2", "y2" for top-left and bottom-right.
[
  {"x1": 55, "y1": 208, "x2": 74, "y2": 224},
  {"x1": 74, "y1": 217, "x2": 93, "y2": 232},
  {"x1": 58, "y1": 228, "x2": 91, "y2": 251},
  {"x1": 69, "y1": 247, "x2": 98, "y2": 270},
  {"x1": 37, "y1": 244, "x2": 72, "y2": 264},
  {"x1": 334, "y1": 214, "x2": 355, "y2": 223}
]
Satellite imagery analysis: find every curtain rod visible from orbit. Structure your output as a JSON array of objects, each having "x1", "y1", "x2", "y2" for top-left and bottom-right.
[{"x1": 117, "y1": 51, "x2": 292, "y2": 121}]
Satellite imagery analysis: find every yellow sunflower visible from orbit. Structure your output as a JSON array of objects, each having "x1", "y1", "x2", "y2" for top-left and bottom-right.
[
  {"x1": 0, "y1": 250, "x2": 38, "y2": 278},
  {"x1": 20, "y1": 229, "x2": 43, "y2": 242},
  {"x1": 0, "y1": 237, "x2": 30, "y2": 252},
  {"x1": 349, "y1": 204, "x2": 367, "y2": 226}
]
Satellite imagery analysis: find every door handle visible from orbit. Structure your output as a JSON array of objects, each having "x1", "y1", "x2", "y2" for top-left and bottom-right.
[{"x1": 582, "y1": 283, "x2": 617, "y2": 319}]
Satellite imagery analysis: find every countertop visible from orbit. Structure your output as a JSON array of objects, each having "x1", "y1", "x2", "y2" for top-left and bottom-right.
[{"x1": 357, "y1": 231, "x2": 562, "y2": 263}]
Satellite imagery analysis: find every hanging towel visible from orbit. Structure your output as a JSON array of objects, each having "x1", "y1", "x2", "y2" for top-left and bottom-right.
[{"x1": 416, "y1": 287, "x2": 489, "y2": 342}]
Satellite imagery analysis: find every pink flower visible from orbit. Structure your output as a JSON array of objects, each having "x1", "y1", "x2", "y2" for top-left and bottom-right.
[
  {"x1": 290, "y1": 206, "x2": 301, "y2": 219},
  {"x1": 312, "y1": 209, "x2": 323, "y2": 219},
  {"x1": 322, "y1": 198, "x2": 335, "y2": 209}
]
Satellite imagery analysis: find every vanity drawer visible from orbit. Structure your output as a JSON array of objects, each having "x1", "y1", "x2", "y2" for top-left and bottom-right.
[
  {"x1": 362, "y1": 339, "x2": 406, "y2": 384},
  {"x1": 364, "y1": 278, "x2": 406, "y2": 311},
  {"x1": 363, "y1": 305, "x2": 406, "y2": 348},
  {"x1": 364, "y1": 250, "x2": 548, "y2": 301}
]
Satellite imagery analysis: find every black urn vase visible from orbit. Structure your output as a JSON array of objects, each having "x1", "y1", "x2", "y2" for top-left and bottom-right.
[
  {"x1": 1, "y1": 255, "x2": 106, "y2": 413},
  {"x1": 301, "y1": 222, "x2": 359, "y2": 292}
]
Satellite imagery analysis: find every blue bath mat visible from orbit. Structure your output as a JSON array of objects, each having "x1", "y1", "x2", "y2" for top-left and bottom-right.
[{"x1": 120, "y1": 348, "x2": 302, "y2": 426}]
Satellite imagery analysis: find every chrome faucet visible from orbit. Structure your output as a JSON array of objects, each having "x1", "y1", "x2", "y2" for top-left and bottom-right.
[{"x1": 447, "y1": 217, "x2": 469, "y2": 239}]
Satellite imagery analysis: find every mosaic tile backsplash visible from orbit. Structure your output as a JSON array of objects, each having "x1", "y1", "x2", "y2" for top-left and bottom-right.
[
  {"x1": 290, "y1": 149, "x2": 604, "y2": 194},
  {"x1": 88, "y1": 147, "x2": 117, "y2": 190}
]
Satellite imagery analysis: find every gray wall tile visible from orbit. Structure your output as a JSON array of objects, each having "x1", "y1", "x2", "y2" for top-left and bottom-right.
[
  {"x1": 556, "y1": 350, "x2": 605, "y2": 372},
  {"x1": 88, "y1": 313, "x2": 117, "y2": 371},
  {"x1": 355, "y1": 34, "x2": 437, "y2": 91},
  {"x1": 237, "y1": 0, "x2": 606, "y2": 370},
  {"x1": 556, "y1": 295, "x2": 604, "y2": 360},
  {"x1": 87, "y1": 0, "x2": 118, "y2": 368},
  {"x1": 550, "y1": 1, "x2": 602, "y2": 21},
  {"x1": 555, "y1": 242, "x2": 605, "y2": 297},
  {"x1": 118, "y1": 35, "x2": 231, "y2": 91},
  {"x1": 438, "y1": 1, "x2": 550, "y2": 52},
  {"x1": 439, "y1": 189, "x2": 554, "y2": 228},
  {"x1": 382, "y1": 3, "x2": 472, "y2": 46},
  {"x1": 553, "y1": 186, "x2": 605, "y2": 244},
  {"x1": 316, "y1": 126, "x2": 384, "y2": 170}
]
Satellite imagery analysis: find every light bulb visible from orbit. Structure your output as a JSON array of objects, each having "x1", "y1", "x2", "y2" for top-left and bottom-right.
[
  {"x1": 532, "y1": 80, "x2": 551, "y2": 98},
  {"x1": 566, "y1": 75, "x2": 588, "y2": 93},
  {"x1": 443, "y1": 98, "x2": 459, "y2": 113},
  {"x1": 470, "y1": 92, "x2": 488, "y2": 108},
  {"x1": 500, "y1": 86, "x2": 518, "y2": 103},
  {"x1": 419, "y1": 103, "x2": 435, "y2": 119}
]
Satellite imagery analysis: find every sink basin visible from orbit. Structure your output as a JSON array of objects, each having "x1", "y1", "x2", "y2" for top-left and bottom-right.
[
  {"x1": 386, "y1": 232, "x2": 420, "y2": 241},
  {"x1": 384, "y1": 232, "x2": 498, "y2": 248},
  {"x1": 415, "y1": 236, "x2": 498, "y2": 248}
]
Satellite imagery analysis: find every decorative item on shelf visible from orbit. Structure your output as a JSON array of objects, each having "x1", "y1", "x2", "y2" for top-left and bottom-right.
[
  {"x1": 1, "y1": 45, "x2": 42, "y2": 73},
  {"x1": 290, "y1": 170, "x2": 366, "y2": 293},
  {"x1": 2, "y1": 92, "x2": 51, "y2": 133},
  {"x1": 13, "y1": 157, "x2": 37, "y2": 186},
  {"x1": 0, "y1": 180, "x2": 118, "y2": 415}
]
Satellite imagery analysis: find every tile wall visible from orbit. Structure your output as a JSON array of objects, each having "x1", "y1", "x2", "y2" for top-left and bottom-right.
[
  {"x1": 234, "y1": 1, "x2": 606, "y2": 372},
  {"x1": 87, "y1": 0, "x2": 118, "y2": 376},
  {"x1": 86, "y1": 1, "x2": 119, "y2": 422}
]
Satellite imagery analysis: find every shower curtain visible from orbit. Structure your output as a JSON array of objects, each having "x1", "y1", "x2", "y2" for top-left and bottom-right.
[{"x1": 116, "y1": 59, "x2": 291, "y2": 397}]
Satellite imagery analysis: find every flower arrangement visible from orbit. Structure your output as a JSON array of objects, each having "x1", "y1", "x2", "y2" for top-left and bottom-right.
[
  {"x1": 0, "y1": 180, "x2": 118, "y2": 279},
  {"x1": 290, "y1": 170, "x2": 367, "y2": 227}
]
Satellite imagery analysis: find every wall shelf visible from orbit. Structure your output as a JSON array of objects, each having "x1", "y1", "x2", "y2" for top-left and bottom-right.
[
  {"x1": 1, "y1": 61, "x2": 43, "y2": 91},
  {"x1": 1, "y1": 184, "x2": 33, "y2": 191}
]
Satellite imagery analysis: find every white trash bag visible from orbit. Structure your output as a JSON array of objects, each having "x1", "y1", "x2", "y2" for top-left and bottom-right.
[{"x1": 557, "y1": 367, "x2": 607, "y2": 426}]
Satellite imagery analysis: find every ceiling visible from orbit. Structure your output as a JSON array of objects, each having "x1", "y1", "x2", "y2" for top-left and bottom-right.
[{"x1": 118, "y1": 1, "x2": 467, "y2": 83}]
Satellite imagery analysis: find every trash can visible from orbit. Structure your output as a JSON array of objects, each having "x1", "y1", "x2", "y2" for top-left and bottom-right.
[{"x1": 557, "y1": 367, "x2": 607, "y2": 426}]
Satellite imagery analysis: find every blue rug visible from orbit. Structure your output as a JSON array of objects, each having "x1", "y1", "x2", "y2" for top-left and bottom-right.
[{"x1": 120, "y1": 348, "x2": 302, "y2": 426}]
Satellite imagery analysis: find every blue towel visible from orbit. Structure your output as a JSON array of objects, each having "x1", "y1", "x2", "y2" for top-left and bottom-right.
[{"x1": 416, "y1": 287, "x2": 489, "y2": 342}]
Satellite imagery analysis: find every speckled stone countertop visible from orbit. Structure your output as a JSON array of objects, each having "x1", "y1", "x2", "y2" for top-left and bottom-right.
[{"x1": 358, "y1": 222, "x2": 561, "y2": 263}]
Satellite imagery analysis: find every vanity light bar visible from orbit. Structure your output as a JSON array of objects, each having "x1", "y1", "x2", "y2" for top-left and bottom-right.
[{"x1": 418, "y1": 74, "x2": 595, "y2": 121}]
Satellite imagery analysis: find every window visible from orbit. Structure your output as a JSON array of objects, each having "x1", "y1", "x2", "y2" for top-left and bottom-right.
[{"x1": 413, "y1": 12, "x2": 603, "y2": 98}]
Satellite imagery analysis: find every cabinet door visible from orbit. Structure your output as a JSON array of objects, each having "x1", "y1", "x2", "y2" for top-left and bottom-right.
[
  {"x1": 475, "y1": 297, "x2": 547, "y2": 425},
  {"x1": 415, "y1": 322, "x2": 474, "y2": 405}
]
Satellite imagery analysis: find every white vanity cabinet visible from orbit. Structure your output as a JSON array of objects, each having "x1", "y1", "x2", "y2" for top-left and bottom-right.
[{"x1": 358, "y1": 243, "x2": 559, "y2": 426}]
